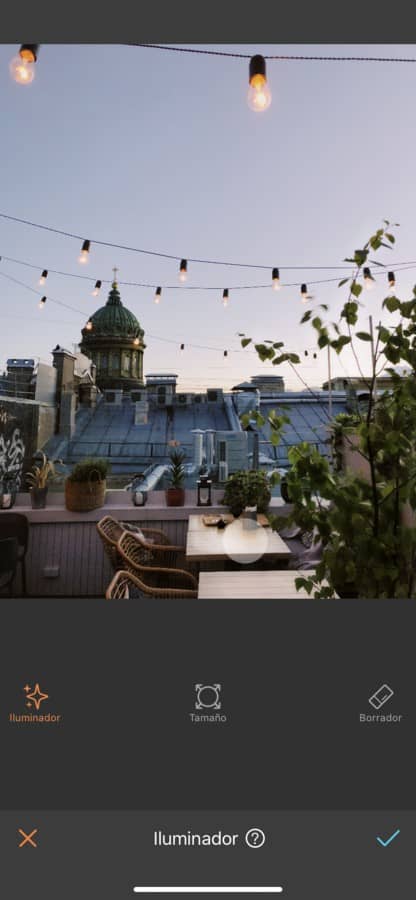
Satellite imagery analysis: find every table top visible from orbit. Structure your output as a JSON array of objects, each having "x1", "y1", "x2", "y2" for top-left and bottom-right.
[
  {"x1": 198, "y1": 570, "x2": 326, "y2": 599},
  {"x1": 186, "y1": 515, "x2": 291, "y2": 563}
]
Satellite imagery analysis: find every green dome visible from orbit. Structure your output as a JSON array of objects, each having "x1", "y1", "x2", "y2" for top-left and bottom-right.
[{"x1": 88, "y1": 282, "x2": 142, "y2": 336}]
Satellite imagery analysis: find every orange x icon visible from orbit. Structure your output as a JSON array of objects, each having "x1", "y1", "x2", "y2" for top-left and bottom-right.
[{"x1": 18, "y1": 828, "x2": 38, "y2": 848}]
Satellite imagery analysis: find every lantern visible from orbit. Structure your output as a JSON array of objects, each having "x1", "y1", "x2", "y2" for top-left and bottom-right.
[{"x1": 197, "y1": 475, "x2": 212, "y2": 507}]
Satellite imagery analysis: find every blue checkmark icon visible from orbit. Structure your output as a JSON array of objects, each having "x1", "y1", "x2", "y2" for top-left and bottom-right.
[{"x1": 377, "y1": 829, "x2": 400, "y2": 848}]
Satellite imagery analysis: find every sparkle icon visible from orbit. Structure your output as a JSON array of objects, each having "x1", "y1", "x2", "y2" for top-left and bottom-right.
[{"x1": 24, "y1": 684, "x2": 49, "y2": 711}]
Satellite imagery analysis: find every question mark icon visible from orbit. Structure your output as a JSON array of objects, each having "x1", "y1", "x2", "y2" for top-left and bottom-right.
[{"x1": 245, "y1": 827, "x2": 266, "y2": 848}]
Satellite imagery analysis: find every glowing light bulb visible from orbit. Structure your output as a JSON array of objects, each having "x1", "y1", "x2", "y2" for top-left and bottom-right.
[
  {"x1": 79, "y1": 240, "x2": 90, "y2": 264},
  {"x1": 92, "y1": 280, "x2": 102, "y2": 297},
  {"x1": 38, "y1": 296, "x2": 46, "y2": 309},
  {"x1": 179, "y1": 259, "x2": 188, "y2": 282},
  {"x1": 363, "y1": 267, "x2": 375, "y2": 290},
  {"x1": 38, "y1": 269, "x2": 48, "y2": 286},
  {"x1": 222, "y1": 289, "x2": 229, "y2": 307},
  {"x1": 9, "y1": 55, "x2": 35, "y2": 85},
  {"x1": 388, "y1": 271, "x2": 396, "y2": 293},
  {"x1": 133, "y1": 337, "x2": 140, "y2": 346},
  {"x1": 248, "y1": 55, "x2": 272, "y2": 112},
  {"x1": 85, "y1": 319, "x2": 93, "y2": 331},
  {"x1": 154, "y1": 286, "x2": 162, "y2": 303},
  {"x1": 272, "y1": 267, "x2": 280, "y2": 290}
]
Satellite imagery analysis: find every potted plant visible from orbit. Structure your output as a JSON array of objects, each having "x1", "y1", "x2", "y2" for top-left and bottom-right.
[
  {"x1": 65, "y1": 458, "x2": 109, "y2": 512},
  {"x1": 222, "y1": 470, "x2": 272, "y2": 518},
  {"x1": 25, "y1": 451, "x2": 64, "y2": 509},
  {"x1": 165, "y1": 450, "x2": 186, "y2": 507}
]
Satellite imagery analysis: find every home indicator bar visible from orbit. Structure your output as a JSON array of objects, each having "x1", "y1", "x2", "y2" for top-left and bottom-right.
[{"x1": 133, "y1": 889, "x2": 284, "y2": 894}]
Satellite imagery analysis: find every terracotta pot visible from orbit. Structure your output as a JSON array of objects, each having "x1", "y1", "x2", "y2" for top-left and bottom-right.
[{"x1": 165, "y1": 487, "x2": 185, "y2": 507}]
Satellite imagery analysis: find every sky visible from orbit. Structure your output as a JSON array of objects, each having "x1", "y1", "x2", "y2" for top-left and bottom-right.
[{"x1": 1, "y1": 43, "x2": 416, "y2": 393}]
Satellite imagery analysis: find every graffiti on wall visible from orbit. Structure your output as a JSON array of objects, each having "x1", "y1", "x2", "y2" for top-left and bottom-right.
[{"x1": 0, "y1": 406, "x2": 26, "y2": 487}]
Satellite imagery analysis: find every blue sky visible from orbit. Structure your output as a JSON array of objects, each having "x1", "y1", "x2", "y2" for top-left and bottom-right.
[{"x1": 0, "y1": 43, "x2": 415, "y2": 391}]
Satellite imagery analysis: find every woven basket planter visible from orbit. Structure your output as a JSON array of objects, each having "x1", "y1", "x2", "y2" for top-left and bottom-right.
[{"x1": 65, "y1": 477, "x2": 107, "y2": 512}]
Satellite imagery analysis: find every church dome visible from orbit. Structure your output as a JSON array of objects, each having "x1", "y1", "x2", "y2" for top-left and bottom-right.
[
  {"x1": 86, "y1": 282, "x2": 142, "y2": 337},
  {"x1": 80, "y1": 276, "x2": 146, "y2": 391}
]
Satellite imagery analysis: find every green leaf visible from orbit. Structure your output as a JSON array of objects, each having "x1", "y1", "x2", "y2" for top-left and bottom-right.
[
  {"x1": 273, "y1": 342, "x2": 284, "y2": 349},
  {"x1": 351, "y1": 281, "x2": 363, "y2": 298},
  {"x1": 354, "y1": 249, "x2": 367, "y2": 266},
  {"x1": 338, "y1": 277, "x2": 349, "y2": 287},
  {"x1": 300, "y1": 310, "x2": 312, "y2": 323},
  {"x1": 386, "y1": 234, "x2": 395, "y2": 244},
  {"x1": 241, "y1": 338, "x2": 252, "y2": 348},
  {"x1": 383, "y1": 296, "x2": 400, "y2": 313},
  {"x1": 356, "y1": 332, "x2": 372, "y2": 341},
  {"x1": 318, "y1": 333, "x2": 329, "y2": 349}
]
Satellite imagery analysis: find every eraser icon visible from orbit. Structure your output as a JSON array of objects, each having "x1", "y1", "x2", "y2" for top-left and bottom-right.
[{"x1": 368, "y1": 684, "x2": 394, "y2": 710}]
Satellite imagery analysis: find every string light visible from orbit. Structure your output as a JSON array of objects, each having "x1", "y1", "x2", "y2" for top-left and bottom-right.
[
  {"x1": 179, "y1": 259, "x2": 188, "y2": 282},
  {"x1": 363, "y1": 267, "x2": 375, "y2": 290},
  {"x1": 78, "y1": 240, "x2": 90, "y2": 264},
  {"x1": 9, "y1": 44, "x2": 38, "y2": 85},
  {"x1": 154, "y1": 286, "x2": 162, "y2": 303},
  {"x1": 85, "y1": 319, "x2": 93, "y2": 330},
  {"x1": 180, "y1": 343, "x2": 185, "y2": 350},
  {"x1": 222, "y1": 288, "x2": 229, "y2": 307},
  {"x1": 224, "y1": 350, "x2": 228, "y2": 357},
  {"x1": 300, "y1": 283, "x2": 309, "y2": 303},
  {"x1": 38, "y1": 296, "x2": 46, "y2": 309},
  {"x1": 388, "y1": 271, "x2": 396, "y2": 291},
  {"x1": 38, "y1": 269, "x2": 48, "y2": 286},
  {"x1": 272, "y1": 267, "x2": 280, "y2": 290},
  {"x1": 92, "y1": 279, "x2": 102, "y2": 296},
  {"x1": 133, "y1": 336, "x2": 140, "y2": 345},
  {"x1": 248, "y1": 55, "x2": 272, "y2": 112}
]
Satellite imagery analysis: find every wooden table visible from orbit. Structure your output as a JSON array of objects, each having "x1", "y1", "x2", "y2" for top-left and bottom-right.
[
  {"x1": 186, "y1": 514, "x2": 291, "y2": 565},
  {"x1": 198, "y1": 570, "x2": 332, "y2": 598}
]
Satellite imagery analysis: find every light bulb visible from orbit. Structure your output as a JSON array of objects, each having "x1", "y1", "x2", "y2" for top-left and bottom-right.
[
  {"x1": 363, "y1": 267, "x2": 375, "y2": 290},
  {"x1": 300, "y1": 284, "x2": 309, "y2": 303},
  {"x1": 79, "y1": 240, "x2": 90, "y2": 264},
  {"x1": 38, "y1": 296, "x2": 46, "y2": 309},
  {"x1": 85, "y1": 319, "x2": 93, "y2": 331},
  {"x1": 180, "y1": 344, "x2": 185, "y2": 351},
  {"x1": 154, "y1": 286, "x2": 162, "y2": 303},
  {"x1": 92, "y1": 280, "x2": 102, "y2": 297},
  {"x1": 38, "y1": 269, "x2": 48, "y2": 286},
  {"x1": 133, "y1": 337, "x2": 140, "y2": 346},
  {"x1": 9, "y1": 55, "x2": 35, "y2": 85},
  {"x1": 388, "y1": 271, "x2": 396, "y2": 293},
  {"x1": 179, "y1": 259, "x2": 188, "y2": 282},
  {"x1": 222, "y1": 289, "x2": 229, "y2": 307},
  {"x1": 248, "y1": 55, "x2": 271, "y2": 112},
  {"x1": 272, "y1": 267, "x2": 280, "y2": 290}
]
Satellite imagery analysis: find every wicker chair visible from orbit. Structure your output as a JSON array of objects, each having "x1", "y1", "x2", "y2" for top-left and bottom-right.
[
  {"x1": 96, "y1": 515, "x2": 128, "y2": 570},
  {"x1": 96, "y1": 515, "x2": 169, "y2": 570},
  {"x1": 106, "y1": 568, "x2": 198, "y2": 599},
  {"x1": 116, "y1": 530, "x2": 198, "y2": 592}
]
